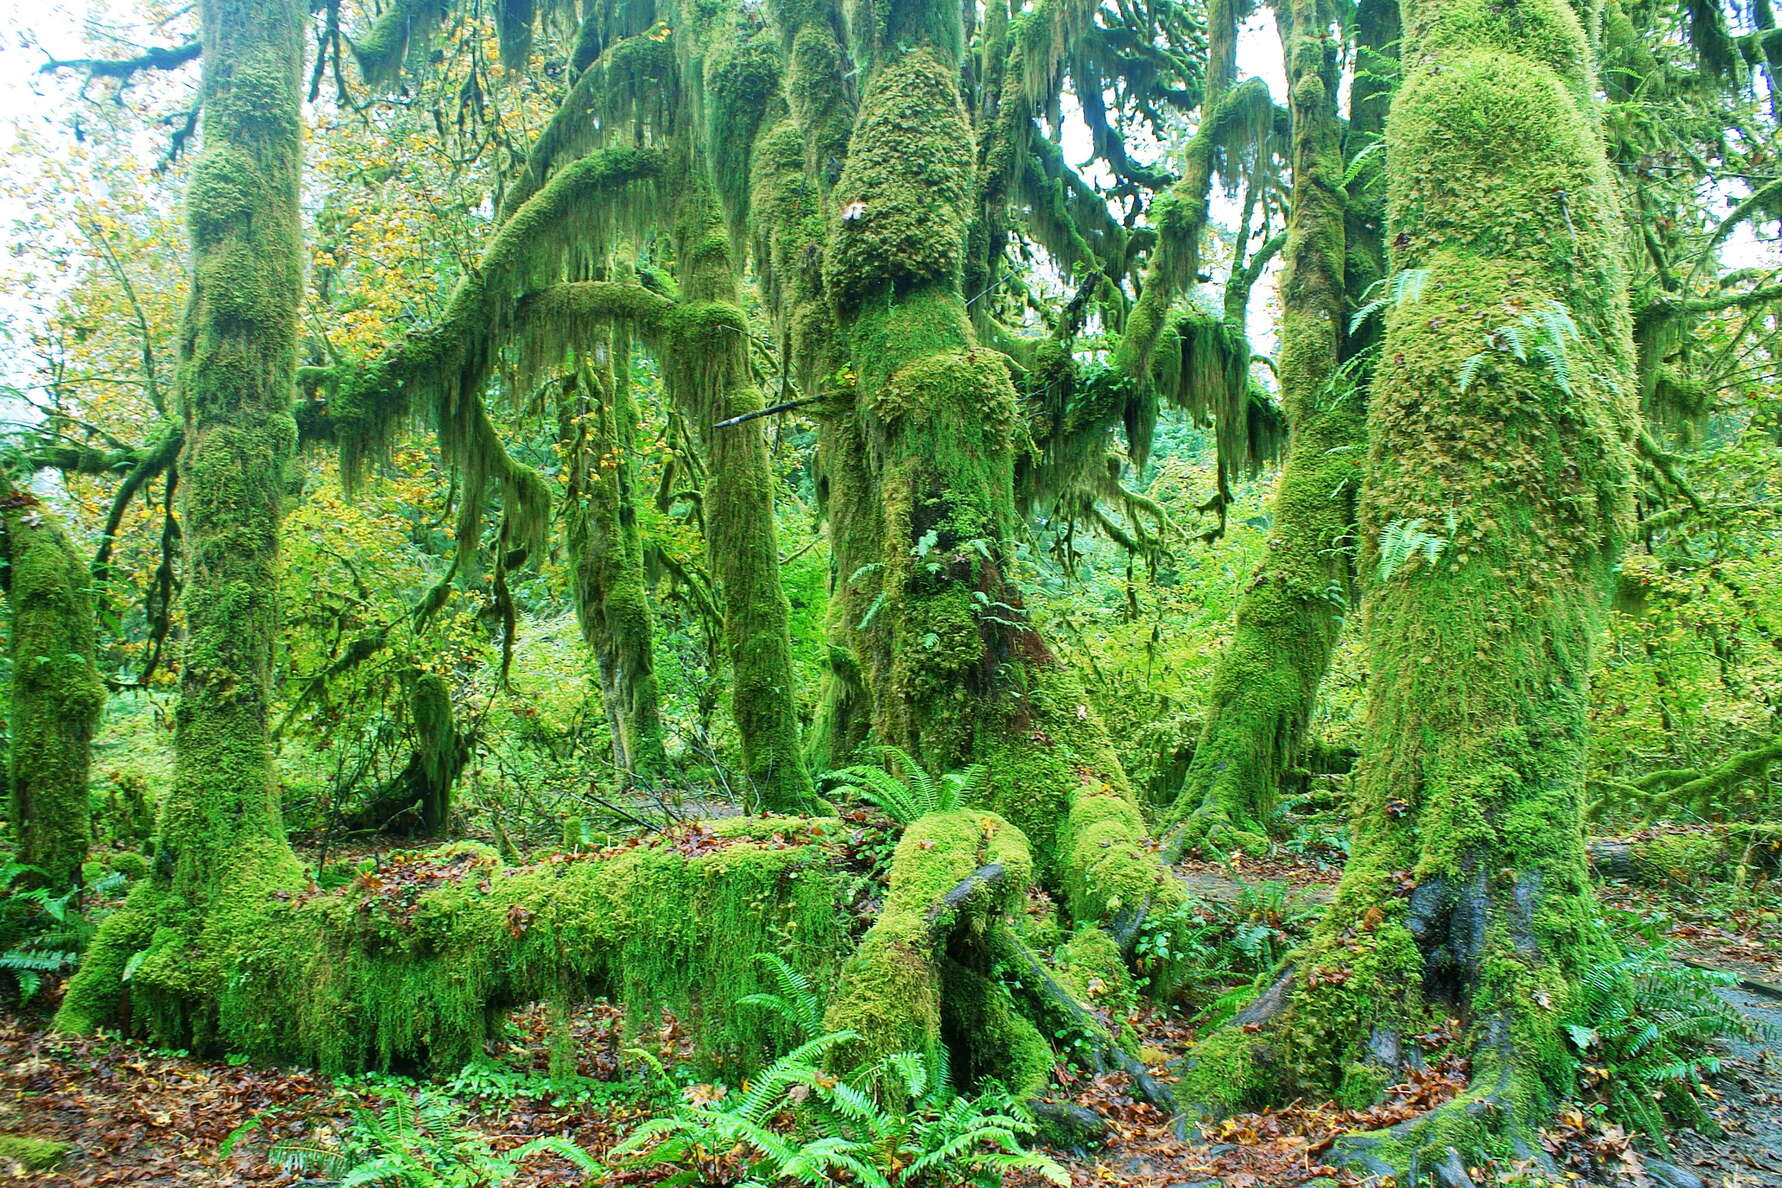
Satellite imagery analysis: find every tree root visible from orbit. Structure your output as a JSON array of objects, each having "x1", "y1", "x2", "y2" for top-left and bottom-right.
[
  {"x1": 995, "y1": 934, "x2": 1177, "y2": 1113},
  {"x1": 1322, "y1": 1019, "x2": 1557, "y2": 1182}
]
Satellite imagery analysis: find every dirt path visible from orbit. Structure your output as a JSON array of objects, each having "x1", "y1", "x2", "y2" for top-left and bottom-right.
[{"x1": 1664, "y1": 982, "x2": 1782, "y2": 1187}]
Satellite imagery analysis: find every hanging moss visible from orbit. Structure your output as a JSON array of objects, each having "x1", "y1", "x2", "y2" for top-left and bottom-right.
[
  {"x1": 334, "y1": 146, "x2": 665, "y2": 605},
  {"x1": 1167, "y1": 0, "x2": 1360, "y2": 856},
  {"x1": 495, "y1": 0, "x2": 536, "y2": 68},
  {"x1": 844, "y1": 0, "x2": 964, "y2": 70},
  {"x1": 96, "y1": 821, "x2": 842, "y2": 1072},
  {"x1": 337, "y1": 669, "x2": 468, "y2": 836},
  {"x1": 2, "y1": 489, "x2": 106, "y2": 890},
  {"x1": 351, "y1": 0, "x2": 452, "y2": 84},
  {"x1": 749, "y1": 118, "x2": 834, "y2": 393},
  {"x1": 1179, "y1": 0, "x2": 1639, "y2": 1162},
  {"x1": 335, "y1": 146, "x2": 663, "y2": 496},
  {"x1": 1112, "y1": 75, "x2": 1272, "y2": 388}
]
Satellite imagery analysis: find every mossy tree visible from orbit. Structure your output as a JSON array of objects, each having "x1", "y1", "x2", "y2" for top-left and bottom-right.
[
  {"x1": 1178, "y1": 0, "x2": 1645, "y2": 1163},
  {"x1": 1165, "y1": 0, "x2": 1378, "y2": 856},
  {"x1": 52, "y1": 0, "x2": 1248, "y2": 1077},
  {"x1": 1, "y1": 479, "x2": 106, "y2": 890},
  {"x1": 57, "y1": 0, "x2": 309, "y2": 1037},
  {"x1": 561, "y1": 337, "x2": 670, "y2": 784}
]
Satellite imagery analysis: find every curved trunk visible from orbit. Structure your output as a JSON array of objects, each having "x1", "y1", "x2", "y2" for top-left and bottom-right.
[
  {"x1": 58, "y1": 0, "x2": 307, "y2": 1037},
  {"x1": 1179, "y1": 0, "x2": 1639, "y2": 1160},
  {"x1": 2, "y1": 486, "x2": 106, "y2": 890},
  {"x1": 563, "y1": 334, "x2": 670, "y2": 783}
]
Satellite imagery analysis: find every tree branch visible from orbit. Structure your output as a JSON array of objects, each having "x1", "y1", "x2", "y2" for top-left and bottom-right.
[{"x1": 41, "y1": 41, "x2": 200, "y2": 80}]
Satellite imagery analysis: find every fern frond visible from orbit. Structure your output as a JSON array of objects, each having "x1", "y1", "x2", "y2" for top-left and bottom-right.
[
  {"x1": 1458, "y1": 351, "x2": 1488, "y2": 393},
  {"x1": 875, "y1": 746, "x2": 935, "y2": 814},
  {"x1": 267, "y1": 1140, "x2": 352, "y2": 1178}
]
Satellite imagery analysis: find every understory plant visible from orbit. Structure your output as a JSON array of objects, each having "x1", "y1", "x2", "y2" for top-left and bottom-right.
[
  {"x1": 0, "y1": 862, "x2": 121, "y2": 1003},
  {"x1": 820, "y1": 747, "x2": 988, "y2": 826},
  {"x1": 1563, "y1": 944, "x2": 1754, "y2": 1151},
  {"x1": 614, "y1": 1029, "x2": 1066, "y2": 1187},
  {"x1": 266, "y1": 1083, "x2": 597, "y2": 1187}
]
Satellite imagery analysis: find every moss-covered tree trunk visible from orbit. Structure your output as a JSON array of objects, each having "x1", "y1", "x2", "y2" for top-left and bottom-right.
[
  {"x1": 57, "y1": 0, "x2": 307, "y2": 1037},
  {"x1": 807, "y1": 0, "x2": 1193, "y2": 1075},
  {"x1": 562, "y1": 334, "x2": 670, "y2": 783},
  {"x1": 2, "y1": 484, "x2": 106, "y2": 890},
  {"x1": 669, "y1": 188, "x2": 815, "y2": 811},
  {"x1": 1166, "y1": 0, "x2": 1362, "y2": 856},
  {"x1": 1179, "y1": 0, "x2": 1640, "y2": 1161}
]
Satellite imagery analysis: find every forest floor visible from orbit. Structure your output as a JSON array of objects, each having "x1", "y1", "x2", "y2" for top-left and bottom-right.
[{"x1": 2, "y1": 846, "x2": 1778, "y2": 1187}]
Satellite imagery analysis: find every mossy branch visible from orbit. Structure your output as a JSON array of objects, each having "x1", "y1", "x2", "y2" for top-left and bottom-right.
[
  {"x1": 1630, "y1": 732, "x2": 1782, "y2": 806},
  {"x1": 350, "y1": 0, "x2": 452, "y2": 85},
  {"x1": 40, "y1": 41, "x2": 200, "y2": 79}
]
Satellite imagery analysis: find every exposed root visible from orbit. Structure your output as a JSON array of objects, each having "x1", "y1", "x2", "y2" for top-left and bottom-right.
[{"x1": 996, "y1": 934, "x2": 1176, "y2": 1113}]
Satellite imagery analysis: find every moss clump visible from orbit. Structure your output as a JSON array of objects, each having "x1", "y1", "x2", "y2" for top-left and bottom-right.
[
  {"x1": 0, "y1": 1135, "x2": 70, "y2": 1171},
  {"x1": 824, "y1": 51, "x2": 974, "y2": 310},
  {"x1": 1058, "y1": 926, "x2": 1137, "y2": 1024}
]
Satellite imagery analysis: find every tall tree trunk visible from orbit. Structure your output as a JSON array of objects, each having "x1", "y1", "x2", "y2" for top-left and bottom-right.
[
  {"x1": 2, "y1": 484, "x2": 106, "y2": 890},
  {"x1": 1179, "y1": 0, "x2": 1640, "y2": 1161},
  {"x1": 58, "y1": 0, "x2": 307, "y2": 1037},
  {"x1": 811, "y1": 0, "x2": 1192, "y2": 1070},
  {"x1": 1166, "y1": 0, "x2": 1361, "y2": 855},
  {"x1": 668, "y1": 187, "x2": 815, "y2": 811},
  {"x1": 562, "y1": 332, "x2": 670, "y2": 783}
]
